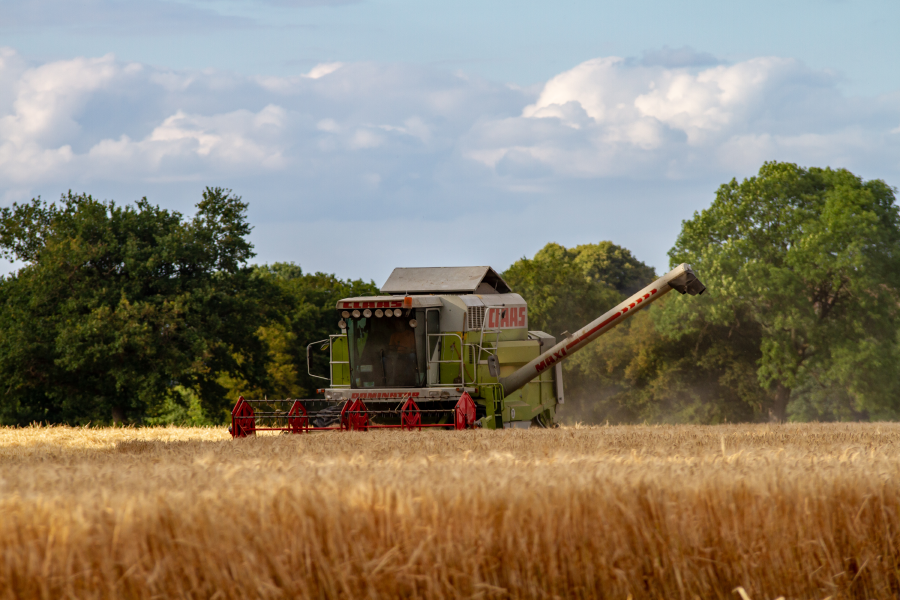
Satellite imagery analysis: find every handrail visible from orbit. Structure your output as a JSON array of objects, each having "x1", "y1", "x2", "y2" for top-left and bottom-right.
[
  {"x1": 462, "y1": 343, "x2": 480, "y2": 384},
  {"x1": 307, "y1": 338, "x2": 331, "y2": 381},
  {"x1": 426, "y1": 332, "x2": 466, "y2": 387}
]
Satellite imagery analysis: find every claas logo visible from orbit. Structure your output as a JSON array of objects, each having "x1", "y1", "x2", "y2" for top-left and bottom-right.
[{"x1": 487, "y1": 306, "x2": 527, "y2": 329}]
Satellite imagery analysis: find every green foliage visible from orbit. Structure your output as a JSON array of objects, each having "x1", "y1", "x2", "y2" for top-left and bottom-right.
[
  {"x1": 505, "y1": 163, "x2": 900, "y2": 425},
  {"x1": 217, "y1": 263, "x2": 379, "y2": 402},
  {"x1": 504, "y1": 242, "x2": 652, "y2": 338},
  {"x1": 503, "y1": 242, "x2": 728, "y2": 424},
  {"x1": 144, "y1": 386, "x2": 212, "y2": 426},
  {"x1": 0, "y1": 188, "x2": 277, "y2": 425},
  {"x1": 667, "y1": 162, "x2": 900, "y2": 421},
  {"x1": 3, "y1": 160, "x2": 897, "y2": 427},
  {"x1": 569, "y1": 241, "x2": 657, "y2": 296},
  {"x1": 562, "y1": 300, "x2": 767, "y2": 424}
]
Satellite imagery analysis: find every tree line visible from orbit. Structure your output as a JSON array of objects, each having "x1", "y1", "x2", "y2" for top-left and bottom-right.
[{"x1": 0, "y1": 161, "x2": 897, "y2": 425}]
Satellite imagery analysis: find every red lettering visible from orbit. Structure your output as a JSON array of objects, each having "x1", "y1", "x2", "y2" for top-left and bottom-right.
[
  {"x1": 535, "y1": 359, "x2": 547, "y2": 373},
  {"x1": 519, "y1": 307, "x2": 526, "y2": 326},
  {"x1": 501, "y1": 310, "x2": 509, "y2": 327},
  {"x1": 509, "y1": 308, "x2": 518, "y2": 327},
  {"x1": 391, "y1": 301, "x2": 402, "y2": 307}
]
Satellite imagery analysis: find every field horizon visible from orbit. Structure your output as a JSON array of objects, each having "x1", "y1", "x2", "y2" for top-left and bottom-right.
[{"x1": 2, "y1": 422, "x2": 899, "y2": 599}]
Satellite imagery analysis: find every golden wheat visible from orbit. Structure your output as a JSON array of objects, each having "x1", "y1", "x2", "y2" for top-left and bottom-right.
[{"x1": 1, "y1": 423, "x2": 899, "y2": 599}]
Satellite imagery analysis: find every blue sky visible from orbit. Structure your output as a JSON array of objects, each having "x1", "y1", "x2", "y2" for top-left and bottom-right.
[{"x1": 1, "y1": 0, "x2": 898, "y2": 283}]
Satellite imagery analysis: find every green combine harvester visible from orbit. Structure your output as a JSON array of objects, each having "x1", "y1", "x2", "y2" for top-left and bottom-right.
[{"x1": 230, "y1": 263, "x2": 706, "y2": 436}]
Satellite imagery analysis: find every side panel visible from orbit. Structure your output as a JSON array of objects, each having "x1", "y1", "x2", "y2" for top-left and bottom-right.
[
  {"x1": 485, "y1": 336, "x2": 558, "y2": 425},
  {"x1": 437, "y1": 296, "x2": 467, "y2": 332},
  {"x1": 438, "y1": 333, "x2": 464, "y2": 385},
  {"x1": 496, "y1": 341, "x2": 538, "y2": 364}
]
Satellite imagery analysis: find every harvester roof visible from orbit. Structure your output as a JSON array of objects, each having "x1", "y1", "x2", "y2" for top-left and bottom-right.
[{"x1": 381, "y1": 266, "x2": 511, "y2": 295}]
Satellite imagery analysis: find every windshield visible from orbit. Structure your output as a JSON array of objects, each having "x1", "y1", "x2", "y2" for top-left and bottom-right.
[{"x1": 347, "y1": 315, "x2": 422, "y2": 388}]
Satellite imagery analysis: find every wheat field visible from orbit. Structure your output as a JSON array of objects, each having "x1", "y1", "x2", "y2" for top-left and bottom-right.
[{"x1": 1, "y1": 423, "x2": 899, "y2": 599}]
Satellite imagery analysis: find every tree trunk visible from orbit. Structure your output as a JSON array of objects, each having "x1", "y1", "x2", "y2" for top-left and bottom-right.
[
  {"x1": 112, "y1": 406, "x2": 125, "y2": 425},
  {"x1": 768, "y1": 384, "x2": 789, "y2": 423}
]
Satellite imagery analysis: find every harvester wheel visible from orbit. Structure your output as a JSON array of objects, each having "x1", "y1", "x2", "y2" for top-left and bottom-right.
[{"x1": 313, "y1": 404, "x2": 343, "y2": 428}]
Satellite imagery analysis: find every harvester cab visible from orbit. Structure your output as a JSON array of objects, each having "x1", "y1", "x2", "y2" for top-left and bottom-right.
[{"x1": 230, "y1": 263, "x2": 706, "y2": 436}]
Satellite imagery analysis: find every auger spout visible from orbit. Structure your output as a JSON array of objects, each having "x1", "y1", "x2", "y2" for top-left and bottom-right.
[{"x1": 499, "y1": 263, "x2": 706, "y2": 397}]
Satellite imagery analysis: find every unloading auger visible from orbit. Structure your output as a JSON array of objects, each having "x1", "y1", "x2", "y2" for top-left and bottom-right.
[{"x1": 229, "y1": 263, "x2": 705, "y2": 436}]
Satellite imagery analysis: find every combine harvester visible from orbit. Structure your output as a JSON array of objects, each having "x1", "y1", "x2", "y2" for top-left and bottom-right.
[{"x1": 230, "y1": 263, "x2": 705, "y2": 436}]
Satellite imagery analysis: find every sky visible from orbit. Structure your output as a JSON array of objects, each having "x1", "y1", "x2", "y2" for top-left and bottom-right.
[{"x1": 1, "y1": 0, "x2": 898, "y2": 285}]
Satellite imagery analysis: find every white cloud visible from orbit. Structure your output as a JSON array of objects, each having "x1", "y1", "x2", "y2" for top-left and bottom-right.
[
  {"x1": 305, "y1": 62, "x2": 343, "y2": 80},
  {"x1": 0, "y1": 49, "x2": 526, "y2": 191},
  {"x1": 0, "y1": 54, "x2": 126, "y2": 146},
  {"x1": 0, "y1": 51, "x2": 297, "y2": 184},
  {"x1": 472, "y1": 55, "x2": 898, "y2": 179},
  {"x1": 85, "y1": 105, "x2": 288, "y2": 176},
  {"x1": 0, "y1": 47, "x2": 897, "y2": 278}
]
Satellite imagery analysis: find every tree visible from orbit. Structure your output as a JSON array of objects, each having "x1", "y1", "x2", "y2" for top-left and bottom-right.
[
  {"x1": 0, "y1": 188, "x2": 276, "y2": 425},
  {"x1": 505, "y1": 241, "x2": 673, "y2": 423},
  {"x1": 504, "y1": 241, "x2": 765, "y2": 425},
  {"x1": 218, "y1": 263, "x2": 379, "y2": 401},
  {"x1": 503, "y1": 242, "x2": 653, "y2": 339},
  {"x1": 667, "y1": 162, "x2": 900, "y2": 421},
  {"x1": 562, "y1": 299, "x2": 766, "y2": 424},
  {"x1": 569, "y1": 241, "x2": 657, "y2": 296}
]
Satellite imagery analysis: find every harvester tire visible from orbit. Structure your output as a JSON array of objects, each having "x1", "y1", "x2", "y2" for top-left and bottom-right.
[{"x1": 314, "y1": 404, "x2": 343, "y2": 428}]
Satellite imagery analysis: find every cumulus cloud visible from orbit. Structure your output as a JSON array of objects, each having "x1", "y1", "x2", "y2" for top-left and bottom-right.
[
  {"x1": 0, "y1": 48, "x2": 525, "y2": 209},
  {"x1": 467, "y1": 55, "x2": 899, "y2": 180},
  {"x1": 1, "y1": 46, "x2": 897, "y2": 195},
  {"x1": 0, "y1": 47, "x2": 897, "y2": 278}
]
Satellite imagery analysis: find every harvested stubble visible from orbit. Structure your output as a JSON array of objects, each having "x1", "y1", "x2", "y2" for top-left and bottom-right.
[{"x1": 1, "y1": 424, "x2": 899, "y2": 599}]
